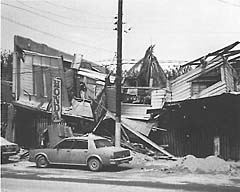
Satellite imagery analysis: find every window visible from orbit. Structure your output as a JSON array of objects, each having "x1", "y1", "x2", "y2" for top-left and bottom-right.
[
  {"x1": 33, "y1": 56, "x2": 42, "y2": 96},
  {"x1": 94, "y1": 139, "x2": 113, "y2": 148},
  {"x1": 32, "y1": 65, "x2": 38, "y2": 95},
  {"x1": 55, "y1": 140, "x2": 74, "y2": 149},
  {"x1": 42, "y1": 67, "x2": 47, "y2": 97},
  {"x1": 21, "y1": 54, "x2": 34, "y2": 95},
  {"x1": 72, "y1": 140, "x2": 88, "y2": 149}
]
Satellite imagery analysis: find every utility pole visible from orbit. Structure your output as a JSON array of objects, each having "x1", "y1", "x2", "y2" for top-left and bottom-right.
[{"x1": 115, "y1": 0, "x2": 123, "y2": 147}]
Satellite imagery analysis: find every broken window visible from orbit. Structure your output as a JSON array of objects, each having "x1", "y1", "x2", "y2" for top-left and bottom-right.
[{"x1": 191, "y1": 68, "x2": 221, "y2": 96}]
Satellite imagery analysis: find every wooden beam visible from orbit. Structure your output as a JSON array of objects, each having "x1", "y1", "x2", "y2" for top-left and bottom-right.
[
  {"x1": 228, "y1": 55, "x2": 240, "y2": 62},
  {"x1": 181, "y1": 41, "x2": 240, "y2": 68},
  {"x1": 121, "y1": 121, "x2": 175, "y2": 158},
  {"x1": 100, "y1": 111, "x2": 175, "y2": 159}
]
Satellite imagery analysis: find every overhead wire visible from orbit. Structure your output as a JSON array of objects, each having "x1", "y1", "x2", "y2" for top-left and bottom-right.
[
  {"x1": 15, "y1": 0, "x2": 74, "y2": 21},
  {"x1": 15, "y1": 0, "x2": 112, "y2": 24},
  {"x1": 216, "y1": 0, "x2": 240, "y2": 7},
  {"x1": 1, "y1": 2, "x2": 111, "y2": 30},
  {"x1": 1, "y1": 15, "x2": 113, "y2": 53},
  {"x1": 43, "y1": 0, "x2": 112, "y2": 20}
]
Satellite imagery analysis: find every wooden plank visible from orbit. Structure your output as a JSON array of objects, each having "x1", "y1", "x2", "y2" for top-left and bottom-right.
[
  {"x1": 180, "y1": 41, "x2": 240, "y2": 67},
  {"x1": 121, "y1": 121, "x2": 175, "y2": 158},
  {"x1": 104, "y1": 111, "x2": 175, "y2": 158}
]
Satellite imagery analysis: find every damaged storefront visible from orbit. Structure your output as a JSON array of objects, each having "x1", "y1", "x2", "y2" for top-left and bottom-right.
[{"x1": 10, "y1": 35, "x2": 105, "y2": 148}]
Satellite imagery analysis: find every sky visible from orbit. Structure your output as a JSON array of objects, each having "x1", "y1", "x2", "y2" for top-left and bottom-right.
[{"x1": 1, "y1": 0, "x2": 240, "y2": 67}]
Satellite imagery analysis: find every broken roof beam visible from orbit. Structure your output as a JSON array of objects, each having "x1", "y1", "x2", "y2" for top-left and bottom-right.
[
  {"x1": 181, "y1": 41, "x2": 240, "y2": 68},
  {"x1": 121, "y1": 121, "x2": 175, "y2": 159},
  {"x1": 229, "y1": 55, "x2": 240, "y2": 62}
]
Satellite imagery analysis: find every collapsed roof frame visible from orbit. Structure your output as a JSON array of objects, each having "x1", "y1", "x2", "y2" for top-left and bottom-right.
[{"x1": 181, "y1": 41, "x2": 240, "y2": 68}]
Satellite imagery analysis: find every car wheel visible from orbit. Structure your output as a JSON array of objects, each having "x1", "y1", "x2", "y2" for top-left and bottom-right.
[
  {"x1": 36, "y1": 155, "x2": 49, "y2": 168},
  {"x1": 87, "y1": 158, "x2": 102, "y2": 171}
]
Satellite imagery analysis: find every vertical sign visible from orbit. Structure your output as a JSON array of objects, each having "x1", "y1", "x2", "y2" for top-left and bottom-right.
[{"x1": 52, "y1": 77, "x2": 62, "y2": 123}]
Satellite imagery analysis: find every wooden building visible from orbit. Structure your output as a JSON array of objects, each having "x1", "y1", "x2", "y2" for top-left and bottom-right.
[
  {"x1": 153, "y1": 42, "x2": 240, "y2": 160},
  {"x1": 11, "y1": 36, "x2": 107, "y2": 148}
]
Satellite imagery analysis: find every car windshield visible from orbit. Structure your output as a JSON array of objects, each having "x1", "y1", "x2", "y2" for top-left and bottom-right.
[{"x1": 94, "y1": 139, "x2": 113, "y2": 148}]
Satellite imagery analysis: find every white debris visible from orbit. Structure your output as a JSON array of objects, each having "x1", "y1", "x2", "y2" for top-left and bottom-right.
[
  {"x1": 176, "y1": 155, "x2": 236, "y2": 174},
  {"x1": 129, "y1": 153, "x2": 240, "y2": 175},
  {"x1": 129, "y1": 151, "x2": 154, "y2": 165}
]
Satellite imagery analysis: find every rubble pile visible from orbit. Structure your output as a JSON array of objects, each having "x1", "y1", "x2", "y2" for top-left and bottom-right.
[
  {"x1": 172, "y1": 155, "x2": 240, "y2": 175},
  {"x1": 129, "y1": 151, "x2": 155, "y2": 166},
  {"x1": 176, "y1": 155, "x2": 232, "y2": 173},
  {"x1": 130, "y1": 153, "x2": 240, "y2": 175}
]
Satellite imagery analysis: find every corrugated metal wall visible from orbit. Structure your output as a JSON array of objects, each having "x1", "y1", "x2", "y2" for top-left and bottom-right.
[{"x1": 157, "y1": 93, "x2": 240, "y2": 160}]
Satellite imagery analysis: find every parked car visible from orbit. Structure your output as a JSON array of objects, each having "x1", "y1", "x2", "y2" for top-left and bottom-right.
[
  {"x1": 29, "y1": 134, "x2": 132, "y2": 171},
  {"x1": 1, "y1": 137, "x2": 20, "y2": 162}
]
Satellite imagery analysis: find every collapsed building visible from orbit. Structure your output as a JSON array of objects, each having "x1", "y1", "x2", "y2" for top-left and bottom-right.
[
  {"x1": 5, "y1": 35, "x2": 240, "y2": 160},
  {"x1": 95, "y1": 42, "x2": 240, "y2": 161},
  {"x1": 156, "y1": 42, "x2": 240, "y2": 161},
  {"x1": 8, "y1": 35, "x2": 109, "y2": 148}
]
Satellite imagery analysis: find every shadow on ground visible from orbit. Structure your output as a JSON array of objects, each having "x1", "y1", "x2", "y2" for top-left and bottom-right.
[{"x1": 27, "y1": 163, "x2": 132, "y2": 172}]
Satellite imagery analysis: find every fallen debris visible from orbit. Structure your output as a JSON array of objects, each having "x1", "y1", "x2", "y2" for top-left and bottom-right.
[
  {"x1": 129, "y1": 151, "x2": 155, "y2": 166},
  {"x1": 176, "y1": 155, "x2": 237, "y2": 174},
  {"x1": 137, "y1": 154, "x2": 240, "y2": 176}
]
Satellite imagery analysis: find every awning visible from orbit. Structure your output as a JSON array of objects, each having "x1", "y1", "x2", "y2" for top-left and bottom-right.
[{"x1": 12, "y1": 99, "x2": 94, "y2": 121}]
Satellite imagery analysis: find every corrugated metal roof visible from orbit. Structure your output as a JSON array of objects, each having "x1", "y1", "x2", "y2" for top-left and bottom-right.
[{"x1": 78, "y1": 68, "x2": 115, "y2": 83}]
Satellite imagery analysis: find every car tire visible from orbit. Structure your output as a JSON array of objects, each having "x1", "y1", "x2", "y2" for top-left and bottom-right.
[
  {"x1": 36, "y1": 155, "x2": 49, "y2": 168},
  {"x1": 87, "y1": 158, "x2": 102, "y2": 171}
]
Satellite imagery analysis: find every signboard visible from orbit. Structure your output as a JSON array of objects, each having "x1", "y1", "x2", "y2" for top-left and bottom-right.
[{"x1": 52, "y1": 77, "x2": 62, "y2": 123}]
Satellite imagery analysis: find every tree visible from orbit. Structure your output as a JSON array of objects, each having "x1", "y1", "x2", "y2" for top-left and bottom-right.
[
  {"x1": 1, "y1": 50, "x2": 13, "y2": 81},
  {"x1": 164, "y1": 65, "x2": 192, "y2": 80}
]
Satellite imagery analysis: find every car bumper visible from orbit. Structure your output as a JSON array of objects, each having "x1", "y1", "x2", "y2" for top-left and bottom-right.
[
  {"x1": 2, "y1": 151, "x2": 18, "y2": 157},
  {"x1": 110, "y1": 156, "x2": 133, "y2": 165}
]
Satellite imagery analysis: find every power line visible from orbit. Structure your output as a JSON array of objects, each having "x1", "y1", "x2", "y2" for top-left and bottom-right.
[
  {"x1": 216, "y1": 0, "x2": 240, "y2": 7},
  {"x1": 15, "y1": 0, "x2": 112, "y2": 25},
  {"x1": 44, "y1": 0, "x2": 112, "y2": 20},
  {"x1": 2, "y1": 2, "x2": 111, "y2": 30},
  {"x1": 1, "y1": 15, "x2": 113, "y2": 53},
  {"x1": 15, "y1": 0, "x2": 73, "y2": 21},
  {"x1": 44, "y1": 0, "x2": 88, "y2": 12}
]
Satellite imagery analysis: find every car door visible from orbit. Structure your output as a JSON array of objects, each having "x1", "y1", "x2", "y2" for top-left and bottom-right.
[
  {"x1": 49, "y1": 139, "x2": 74, "y2": 164},
  {"x1": 69, "y1": 139, "x2": 88, "y2": 165}
]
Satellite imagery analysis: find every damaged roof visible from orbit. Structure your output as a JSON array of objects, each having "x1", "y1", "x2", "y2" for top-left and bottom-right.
[
  {"x1": 125, "y1": 45, "x2": 167, "y2": 88},
  {"x1": 169, "y1": 42, "x2": 240, "y2": 102}
]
